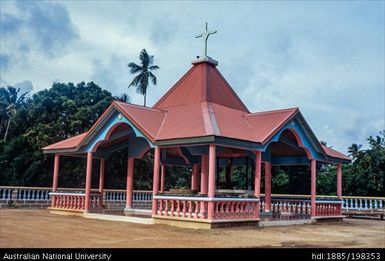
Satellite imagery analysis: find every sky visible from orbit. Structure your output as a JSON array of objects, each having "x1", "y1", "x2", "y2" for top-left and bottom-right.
[{"x1": 0, "y1": 0, "x2": 384, "y2": 153}]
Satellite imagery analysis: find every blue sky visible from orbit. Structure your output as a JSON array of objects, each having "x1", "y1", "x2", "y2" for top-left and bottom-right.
[{"x1": 1, "y1": 0, "x2": 384, "y2": 153}]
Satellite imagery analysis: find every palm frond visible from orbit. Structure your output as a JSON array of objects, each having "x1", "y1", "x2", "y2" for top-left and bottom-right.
[
  {"x1": 139, "y1": 49, "x2": 150, "y2": 67},
  {"x1": 129, "y1": 74, "x2": 143, "y2": 88},
  {"x1": 149, "y1": 65, "x2": 159, "y2": 70},
  {"x1": 149, "y1": 72, "x2": 157, "y2": 85},
  {"x1": 138, "y1": 74, "x2": 149, "y2": 95},
  {"x1": 127, "y1": 62, "x2": 142, "y2": 74}
]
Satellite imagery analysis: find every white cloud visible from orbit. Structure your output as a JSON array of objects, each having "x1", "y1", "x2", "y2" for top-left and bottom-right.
[{"x1": 0, "y1": 0, "x2": 383, "y2": 153}]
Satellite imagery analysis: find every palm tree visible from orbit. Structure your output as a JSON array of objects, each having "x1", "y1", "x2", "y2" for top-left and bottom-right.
[
  {"x1": 0, "y1": 86, "x2": 28, "y2": 141},
  {"x1": 114, "y1": 93, "x2": 130, "y2": 103},
  {"x1": 127, "y1": 49, "x2": 159, "y2": 107},
  {"x1": 348, "y1": 143, "x2": 362, "y2": 160}
]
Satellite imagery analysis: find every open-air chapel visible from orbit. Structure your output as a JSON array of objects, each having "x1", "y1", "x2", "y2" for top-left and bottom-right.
[{"x1": 42, "y1": 25, "x2": 351, "y2": 228}]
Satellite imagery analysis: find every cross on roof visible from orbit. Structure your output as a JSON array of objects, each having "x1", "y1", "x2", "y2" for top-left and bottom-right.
[{"x1": 195, "y1": 22, "x2": 217, "y2": 57}]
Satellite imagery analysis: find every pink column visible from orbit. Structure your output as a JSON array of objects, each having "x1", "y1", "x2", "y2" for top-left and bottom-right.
[
  {"x1": 336, "y1": 163, "x2": 342, "y2": 215},
  {"x1": 311, "y1": 159, "x2": 317, "y2": 217},
  {"x1": 126, "y1": 157, "x2": 135, "y2": 209},
  {"x1": 151, "y1": 147, "x2": 161, "y2": 215},
  {"x1": 98, "y1": 158, "x2": 105, "y2": 207},
  {"x1": 200, "y1": 154, "x2": 209, "y2": 216},
  {"x1": 51, "y1": 154, "x2": 60, "y2": 208},
  {"x1": 336, "y1": 163, "x2": 342, "y2": 199},
  {"x1": 84, "y1": 152, "x2": 93, "y2": 212},
  {"x1": 200, "y1": 155, "x2": 209, "y2": 194},
  {"x1": 191, "y1": 164, "x2": 199, "y2": 191},
  {"x1": 98, "y1": 159, "x2": 105, "y2": 193},
  {"x1": 254, "y1": 151, "x2": 262, "y2": 197},
  {"x1": 207, "y1": 144, "x2": 216, "y2": 219},
  {"x1": 264, "y1": 161, "x2": 272, "y2": 212},
  {"x1": 160, "y1": 164, "x2": 165, "y2": 193}
]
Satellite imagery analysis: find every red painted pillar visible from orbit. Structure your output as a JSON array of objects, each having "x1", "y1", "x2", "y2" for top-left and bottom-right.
[
  {"x1": 126, "y1": 157, "x2": 135, "y2": 209},
  {"x1": 336, "y1": 163, "x2": 342, "y2": 215},
  {"x1": 200, "y1": 155, "x2": 209, "y2": 195},
  {"x1": 98, "y1": 159, "x2": 105, "y2": 193},
  {"x1": 98, "y1": 158, "x2": 105, "y2": 207},
  {"x1": 311, "y1": 159, "x2": 317, "y2": 217},
  {"x1": 84, "y1": 152, "x2": 93, "y2": 212},
  {"x1": 254, "y1": 151, "x2": 262, "y2": 197},
  {"x1": 264, "y1": 161, "x2": 272, "y2": 212},
  {"x1": 152, "y1": 147, "x2": 161, "y2": 215},
  {"x1": 51, "y1": 154, "x2": 60, "y2": 208},
  {"x1": 337, "y1": 163, "x2": 342, "y2": 199},
  {"x1": 207, "y1": 144, "x2": 216, "y2": 219},
  {"x1": 191, "y1": 164, "x2": 199, "y2": 191},
  {"x1": 160, "y1": 164, "x2": 165, "y2": 193},
  {"x1": 200, "y1": 154, "x2": 209, "y2": 216}
]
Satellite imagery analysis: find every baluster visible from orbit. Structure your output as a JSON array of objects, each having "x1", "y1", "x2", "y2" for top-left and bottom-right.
[
  {"x1": 226, "y1": 202, "x2": 231, "y2": 218},
  {"x1": 72, "y1": 196, "x2": 76, "y2": 209},
  {"x1": 194, "y1": 201, "x2": 199, "y2": 218},
  {"x1": 379, "y1": 199, "x2": 383, "y2": 208},
  {"x1": 67, "y1": 196, "x2": 71, "y2": 209},
  {"x1": 158, "y1": 199, "x2": 163, "y2": 215},
  {"x1": 163, "y1": 200, "x2": 167, "y2": 216},
  {"x1": 181, "y1": 201, "x2": 186, "y2": 217},
  {"x1": 170, "y1": 200, "x2": 175, "y2": 216},
  {"x1": 229, "y1": 202, "x2": 234, "y2": 219}
]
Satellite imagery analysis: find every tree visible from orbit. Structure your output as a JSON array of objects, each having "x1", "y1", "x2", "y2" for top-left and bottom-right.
[
  {"x1": 115, "y1": 93, "x2": 130, "y2": 103},
  {"x1": 127, "y1": 49, "x2": 159, "y2": 107},
  {"x1": 0, "y1": 86, "x2": 28, "y2": 141},
  {"x1": 348, "y1": 143, "x2": 362, "y2": 160},
  {"x1": 0, "y1": 82, "x2": 114, "y2": 187}
]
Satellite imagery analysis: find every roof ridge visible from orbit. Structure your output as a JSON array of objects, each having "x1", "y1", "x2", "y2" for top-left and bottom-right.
[
  {"x1": 116, "y1": 101, "x2": 167, "y2": 113},
  {"x1": 245, "y1": 107, "x2": 299, "y2": 117},
  {"x1": 211, "y1": 66, "x2": 249, "y2": 112},
  {"x1": 155, "y1": 111, "x2": 169, "y2": 140}
]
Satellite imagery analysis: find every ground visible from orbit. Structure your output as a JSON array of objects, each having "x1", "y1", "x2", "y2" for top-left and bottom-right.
[{"x1": 0, "y1": 209, "x2": 384, "y2": 248}]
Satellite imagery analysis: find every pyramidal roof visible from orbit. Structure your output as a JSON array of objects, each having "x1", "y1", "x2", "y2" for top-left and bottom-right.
[
  {"x1": 153, "y1": 60, "x2": 249, "y2": 112},
  {"x1": 43, "y1": 58, "x2": 350, "y2": 161}
]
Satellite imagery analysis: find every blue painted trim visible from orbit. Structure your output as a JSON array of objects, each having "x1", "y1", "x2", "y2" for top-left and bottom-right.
[
  {"x1": 271, "y1": 157, "x2": 310, "y2": 165},
  {"x1": 262, "y1": 116, "x2": 324, "y2": 161},
  {"x1": 79, "y1": 109, "x2": 154, "y2": 153}
]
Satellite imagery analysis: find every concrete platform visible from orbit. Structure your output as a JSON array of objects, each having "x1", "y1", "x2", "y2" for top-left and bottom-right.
[
  {"x1": 84, "y1": 212, "x2": 154, "y2": 225},
  {"x1": 259, "y1": 218, "x2": 315, "y2": 227}
]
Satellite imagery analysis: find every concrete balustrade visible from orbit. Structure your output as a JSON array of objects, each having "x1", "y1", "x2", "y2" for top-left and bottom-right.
[
  {"x1": 0, "y1": 186, "x2": 152, "y2": 209},
  {"x1": 153, "y1": 195, "x2": 260, "y2": 222},
  {"x1": 1, "y1": 186, "x2": 384, "y2": 220}
]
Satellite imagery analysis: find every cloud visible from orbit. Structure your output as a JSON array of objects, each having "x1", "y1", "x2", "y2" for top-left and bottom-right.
[
  {"x1": 0, "y1": 53, "x2": 10, "y2": 70},
  {"x1": 150, "y1": 15, "x2": 179, "y2": 46},
  {"x1": 0, "y1": 0, "x2": 79, "y2": 70},
  {"x1": 14, "y1": 80, "x2": 33, "y2": 95},
  {"x1": 0, "y1": 1, "x2": 383, "y2": 153}
]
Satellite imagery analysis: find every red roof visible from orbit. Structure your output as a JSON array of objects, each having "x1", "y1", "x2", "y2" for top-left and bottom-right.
[
  {"x1": 154, "y1": 62, "x2": 249, "y2": 112},
  {"x1": 43, "y1": 60, "x2": 350, "y2": 161},
  {"x1": 43, "y1": 132, "x2": 88, "y2": 150},
  {"x1": 322, "y1": 145, "x2": 352, "y2": 161}
]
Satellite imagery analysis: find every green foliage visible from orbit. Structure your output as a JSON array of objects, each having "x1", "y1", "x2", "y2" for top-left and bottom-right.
[
  {"x1": 0, "y1": 82, "x2": 113, "y2": 186},
  {"x1": 0, "y1": 80, "x2": 383, "y2": 197}
]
